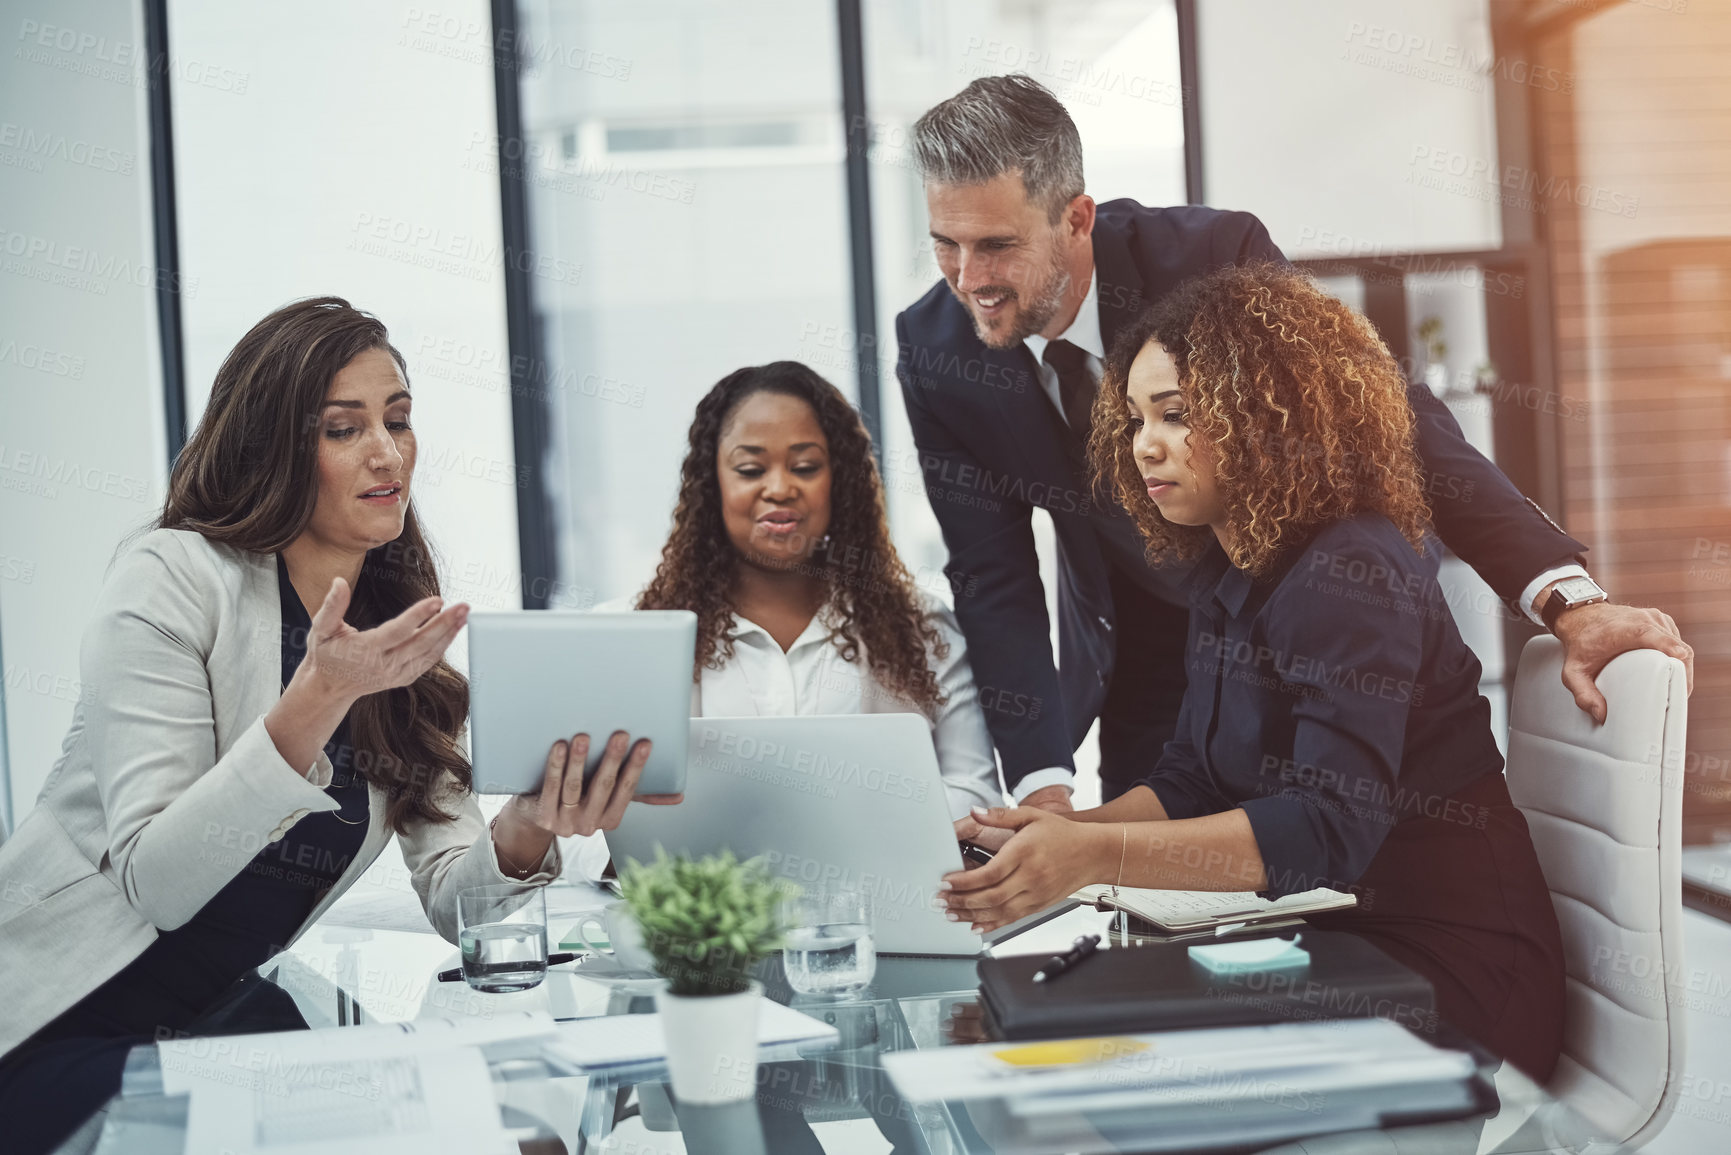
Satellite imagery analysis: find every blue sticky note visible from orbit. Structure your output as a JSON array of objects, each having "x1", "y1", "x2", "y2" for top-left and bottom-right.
[{"x1": 1187, "y1": 935, "x2": 1310, "y2": 976}]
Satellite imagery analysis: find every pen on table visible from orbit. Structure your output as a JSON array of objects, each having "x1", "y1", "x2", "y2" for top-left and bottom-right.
[
  {"x1": 1032, "y1": 934, "x2": 1100, "y2": 984},
  {"x1": 438, "y1": 952, "x2": 579, "y2": 982}
]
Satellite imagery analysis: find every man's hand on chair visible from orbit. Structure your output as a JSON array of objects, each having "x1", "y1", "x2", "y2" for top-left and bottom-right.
[{"x1": 1551, "y1": 599, "x2": 1693, "y2": 724}]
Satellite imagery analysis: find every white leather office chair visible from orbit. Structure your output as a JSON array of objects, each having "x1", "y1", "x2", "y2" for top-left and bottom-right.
[{"x1": 1504, "y1": 636, "x2": 1688, "y2": 1150}]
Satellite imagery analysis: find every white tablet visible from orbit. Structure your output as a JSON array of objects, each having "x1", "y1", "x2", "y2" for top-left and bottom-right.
[{"x1": 466, "y1": 610, "x2": 697, "y2": 796}]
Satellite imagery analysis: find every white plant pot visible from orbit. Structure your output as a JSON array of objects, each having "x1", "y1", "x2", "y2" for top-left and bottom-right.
[{"x1": 655, "y1": 979, "x2": 763, "y2": 1105}]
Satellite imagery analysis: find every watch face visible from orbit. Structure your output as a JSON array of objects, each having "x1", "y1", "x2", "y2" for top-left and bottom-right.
[{"x1": 1558, "y1": 576, "x2": 1604, "y2": 604}]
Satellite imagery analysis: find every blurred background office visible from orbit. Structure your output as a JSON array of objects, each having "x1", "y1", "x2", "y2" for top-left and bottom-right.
[{"x1": 3, "y1": 0, "x2": 1728, "y2": 927}]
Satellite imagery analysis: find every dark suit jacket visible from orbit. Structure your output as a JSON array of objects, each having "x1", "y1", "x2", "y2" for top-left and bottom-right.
[{"x1": 894, "y1": 198, "x2": 1587, "y2": 792}]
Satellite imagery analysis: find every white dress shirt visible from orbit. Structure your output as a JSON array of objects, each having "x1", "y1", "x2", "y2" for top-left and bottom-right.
[
  {"x1": 1024, "y1": 267, "x2": 1106, "y2": 425},
  {"x1": 1007, "y1": 270, "x2": 1107, "y2": 801},
  {"x1": 566, "y1": 591, "x2": 1007, "y2": 879}
]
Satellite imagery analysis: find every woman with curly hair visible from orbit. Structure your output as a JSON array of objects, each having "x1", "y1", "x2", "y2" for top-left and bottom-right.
[
  {"x1": 615, "y1": 360, "x2": 1000, "y2": 825},
  {"x1": 943, "y1": 263, "x2": 1565, "y2": 1079}
]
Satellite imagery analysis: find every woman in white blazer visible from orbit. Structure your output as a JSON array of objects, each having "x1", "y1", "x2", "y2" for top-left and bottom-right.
[
  {"x1": 0, "y1": 297, "x2": 673, "y2": 1154},
  {"x1": 629, "y1": 361, "x2": 1004, "y2": 821}
]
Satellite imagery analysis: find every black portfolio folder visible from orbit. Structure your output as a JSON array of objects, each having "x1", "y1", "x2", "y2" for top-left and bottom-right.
[{"x1": 978, "y1": 930, "x2": 1437, "y2": 1041}]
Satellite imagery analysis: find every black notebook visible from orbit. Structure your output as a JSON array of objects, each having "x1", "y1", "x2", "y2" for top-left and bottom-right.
[{"x1": 978, "y1": 930, "x2": 1437, "y2": 1041}]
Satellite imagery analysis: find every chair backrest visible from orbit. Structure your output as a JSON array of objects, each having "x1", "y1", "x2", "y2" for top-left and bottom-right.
[{"x1": 1505, "y1": 635, "x2": 1688, "y2": 1149}]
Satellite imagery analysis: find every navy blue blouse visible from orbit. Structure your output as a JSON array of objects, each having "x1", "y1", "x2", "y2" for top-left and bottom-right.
[{"x1": 1136, "y1": 513, "x2": 1504, "y2": 898}]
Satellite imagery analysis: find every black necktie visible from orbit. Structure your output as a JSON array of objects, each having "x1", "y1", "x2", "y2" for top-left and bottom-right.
[{"x1": 1042, "y1": 338, "x2": 1096, "y2": 456}]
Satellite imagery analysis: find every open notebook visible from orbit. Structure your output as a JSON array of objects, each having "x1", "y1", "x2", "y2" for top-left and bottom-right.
[{"x1": 1072, "y1": 884, "x2": 1356, "y2": 933}]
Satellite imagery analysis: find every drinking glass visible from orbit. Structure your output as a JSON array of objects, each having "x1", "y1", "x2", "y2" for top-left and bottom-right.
[
  {"x1": 457, "y1": 885, "x2": 548, "y2": 993},
  {"x1": 782, "y1": 891, "x2": 876, "y2": 997}
]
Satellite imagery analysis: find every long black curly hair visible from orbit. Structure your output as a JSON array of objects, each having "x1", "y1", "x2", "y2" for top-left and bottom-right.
[{"x1": 637, "y1": 361, "x2": 946, "y2": 713}]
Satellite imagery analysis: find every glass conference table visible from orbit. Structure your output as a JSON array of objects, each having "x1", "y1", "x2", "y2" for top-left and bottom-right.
[{"x1": 91, "y1": 889, "x2": 1629, "y2": 1155}]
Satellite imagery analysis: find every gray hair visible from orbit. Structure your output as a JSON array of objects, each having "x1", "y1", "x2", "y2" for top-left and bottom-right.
[{"x1": 911, "y1": 74, "x2": 1085, "y2": 222}]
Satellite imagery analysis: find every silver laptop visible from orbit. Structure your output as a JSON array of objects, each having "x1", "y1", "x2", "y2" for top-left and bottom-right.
[
  {"x1": 604, "y1": 714, "x2": 986, "y2": 956},
  {"x1": 467, "y1": 611, "x2": 696, "y2": 796}
]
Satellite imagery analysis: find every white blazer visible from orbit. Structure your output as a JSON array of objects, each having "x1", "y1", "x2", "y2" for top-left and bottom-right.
[{"x1": 0, "y1": 530, "x2": 558, "y2": 1058}]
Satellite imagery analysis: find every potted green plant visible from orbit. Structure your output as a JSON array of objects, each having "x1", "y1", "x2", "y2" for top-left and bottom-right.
[
  {"x1": 618, "y1": 849, "x2": 793, "y2": 1104},
  {"x1": 1417, "y1": 315, "x2": 1451, "y2": 397}
]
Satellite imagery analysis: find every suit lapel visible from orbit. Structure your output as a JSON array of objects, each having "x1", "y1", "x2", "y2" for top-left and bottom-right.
[{"x1": 1092, "y1": 212, "x2": 1148, "y2": 352}]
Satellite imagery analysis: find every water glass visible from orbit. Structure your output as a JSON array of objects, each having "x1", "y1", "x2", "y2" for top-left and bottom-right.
[
  {"x1": 458, "y1": 885, "x2": 548, "y2": 993},
  {"x1": 783, "y1": 891, "x2": 876, "y2": 997}
]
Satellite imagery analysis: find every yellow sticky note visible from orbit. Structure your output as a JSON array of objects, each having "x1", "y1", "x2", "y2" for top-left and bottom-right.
[{"x1": 986, "y1": 1037, "x2": 1151, "y2": 1070}]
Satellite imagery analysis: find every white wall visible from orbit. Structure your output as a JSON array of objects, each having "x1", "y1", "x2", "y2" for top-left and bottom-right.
[
  {"x1": 0, "y1": 0, "x2": 528, "y2": 828},
  {"x1": 168, "y1": 0, "x2": 520, "y2": 625},
  {"x1": 0, "y1": 0, "x2": 170, "y2": 825},
  {"x1": 1199, "y1": 0, "x2": 1503, "y2": 258}
]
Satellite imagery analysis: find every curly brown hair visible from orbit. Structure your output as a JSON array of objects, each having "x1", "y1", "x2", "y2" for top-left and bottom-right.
[
  {"x1": 1088, "y1": 262, "x2": 1431, "y2": 576},
  {"x1": 637, "y1": 362, "x2": 947, "y2": 713}
]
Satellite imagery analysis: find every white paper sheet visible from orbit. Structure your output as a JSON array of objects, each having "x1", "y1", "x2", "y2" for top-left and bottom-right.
[
  {"x1": 158, "y1": 1010, "x2": 557, "y2": 1082},
  {"x1": 162, "y1": 1040, "x2": 515, "y2": 1153},
  {"x1": 1071, "y1": 884, "x2": 1356, "y2": 930},
  {"x1": 544, "y1": 999, "x2": 839, "y2": 1072}
]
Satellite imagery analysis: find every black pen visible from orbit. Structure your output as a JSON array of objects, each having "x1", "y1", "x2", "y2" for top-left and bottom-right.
[
  {"x1": 958, "y1": 840, "x2": 996, "y2": 867},
  {"x1": 438, "y1": 952, "x2": 579, "y2": 982},
  {"x1": 1032, "y1": 934, "x2": 1100, "y2": 983}
]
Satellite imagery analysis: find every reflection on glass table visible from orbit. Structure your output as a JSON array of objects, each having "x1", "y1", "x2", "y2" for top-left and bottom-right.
[{"x1": 93, "y1": 899, "x2": 1634, "y2": 1155}]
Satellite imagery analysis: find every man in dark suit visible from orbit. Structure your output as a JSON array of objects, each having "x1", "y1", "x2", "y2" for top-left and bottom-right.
[{"x1": 897, "y1": 75, "x2": 1692, "y2": 813}]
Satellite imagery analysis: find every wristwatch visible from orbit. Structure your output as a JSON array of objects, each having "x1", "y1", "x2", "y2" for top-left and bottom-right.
[{"x1": 1540, "y1": 575, "x2": 1609, "y2": 633}]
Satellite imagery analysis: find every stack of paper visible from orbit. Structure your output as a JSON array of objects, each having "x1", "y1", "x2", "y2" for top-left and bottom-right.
[
  {"x1": 883, "y1": 1019, "x2": 1479, "y2": 1150},
  {"x1": 156, "y1": 1012, "x2": 557, "y2": 1154}
]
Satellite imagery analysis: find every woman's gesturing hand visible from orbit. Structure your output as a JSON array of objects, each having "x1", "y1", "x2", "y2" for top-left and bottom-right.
[
  {"x1": 299, "y1": 577, "x2": 469, "y2": 703},
  {"x1": 940, "y1": 806, "x2": 1112, "y2": 933},
  {"x1": 267, "y1": 578, "x2": 468, "y2": 775}
]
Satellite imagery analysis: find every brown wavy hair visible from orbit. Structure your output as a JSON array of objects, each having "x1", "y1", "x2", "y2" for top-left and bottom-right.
[
  {"x1": 637, "y1": 362, "x2": 947, "y2": 713},
  {"x1": 160, "y1": 296, "x2": 469, "y2": 834},
  {"x1": 1088, "y1": 262, "x2": 1430, "y2": 576}
]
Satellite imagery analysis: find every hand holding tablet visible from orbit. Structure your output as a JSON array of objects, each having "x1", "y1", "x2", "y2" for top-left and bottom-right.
[
  {"x1": 466, "y1": 610, "x2": 697, "y2": 797},
  {"x1": 500, "y1": 728, "x2": 682, "y2": 840}
]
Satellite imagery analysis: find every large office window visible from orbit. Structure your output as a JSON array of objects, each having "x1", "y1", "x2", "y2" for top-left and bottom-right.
[
  {"x1": 168, "y1": 0, "x2": 521, "y2": 619},
  {"x1": 860, "y1": 0, "x2": 1188, "y2": 579},
  {"x1": 512, "y1": 0, "x2": 858, "y2": 606},
  {"x1": 506, "y1": 1, "x2": 1186, "y2": 608},
  {"x1": 1530, "y1": 3, "x2": 1731, "y2": 840}
]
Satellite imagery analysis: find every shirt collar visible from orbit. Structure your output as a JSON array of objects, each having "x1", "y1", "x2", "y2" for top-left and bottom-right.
[
  {"x1": 727, "y1": 601, "x2": 839, "y2": 649},
  {"x1": 1183, "y1": 530, "x2": 1326, "y2": 620},
  {"x1": 1023, "y1": 266, "x2": 1104, "y2": 366},
  {"x1": 1181, "y1": 542, "x2": 1256, "y2": 619}
]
